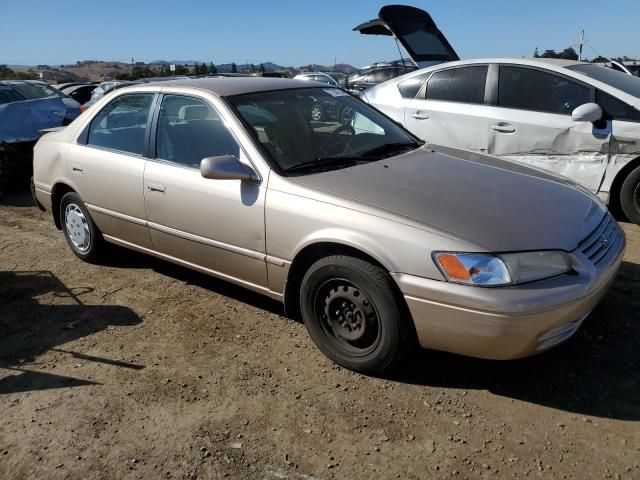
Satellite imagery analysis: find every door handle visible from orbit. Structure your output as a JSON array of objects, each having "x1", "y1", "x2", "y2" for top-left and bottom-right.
[
  {"x1": 410, "y1": 112, "x2": 430, "y2": 120},
  {"x1": 71, "y1": 162, "x2": 83, "y2": 173},
  {"x1": 147, "y1": 182, "x2": 165, "y2": 193},
  {"x1": 491, "y1": 123, "x2": 516, "y2": 134}
]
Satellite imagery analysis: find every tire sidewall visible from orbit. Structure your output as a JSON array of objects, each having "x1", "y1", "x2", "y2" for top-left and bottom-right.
[
  {"x1": 620, "y1": 167, "x2": 640, "y2": 225},
  {"x1": 60, "y1": 192, "x2": 99, "y2": 261},
  {"x1": 300, "y1": 258, "x2": 403, "y2": 373}
]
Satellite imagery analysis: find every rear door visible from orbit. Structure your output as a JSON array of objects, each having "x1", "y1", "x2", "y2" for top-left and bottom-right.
[
  {"x1": 353, "y1": 5, "x2": 458, "y2": 68},
  {"x1": 66, "y1": 92, "x2": 156, "y2": 248},
  {"x1": 486, "y1": 65, "x2": 610, "y2": 193},
  {"x1": 404, "y1": 65, "x2": 492, "y2": 152}
]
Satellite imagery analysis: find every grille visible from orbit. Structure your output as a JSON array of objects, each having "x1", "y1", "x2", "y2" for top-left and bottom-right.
[{"x1": 577, "y1": 213, "x2": 621, "y2": 266}]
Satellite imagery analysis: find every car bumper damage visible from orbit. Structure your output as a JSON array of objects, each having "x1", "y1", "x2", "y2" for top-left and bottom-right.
[{"x1": 393, "y1": 218, "x2": 626, "y2": 360}]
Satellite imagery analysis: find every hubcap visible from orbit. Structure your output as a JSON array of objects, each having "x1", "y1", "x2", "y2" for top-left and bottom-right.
[
  {"x1": 311, "y1": 104, "x2": 322, "y2": 121},
  {"x1": 315, "y1": 279, "x2": 381, "y2": 354},
  {"x1": 64, "y1": 203, "x2": 91, "y2": 252}
]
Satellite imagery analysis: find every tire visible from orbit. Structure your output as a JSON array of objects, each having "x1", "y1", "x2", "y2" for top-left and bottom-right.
[
  {"x1": 59, "y1": 192, "x2": 104, "y2": 262},
  {"x1": 619, "y1": 166, "x2": 640, "y2": 225},
  {"x1": 299, "y1": 255, "x2": 415, "y2": 374}
]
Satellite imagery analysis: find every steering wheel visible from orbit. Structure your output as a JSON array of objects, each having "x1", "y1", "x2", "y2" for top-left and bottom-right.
[{"x1": 319, "y1": 124, "x2": 356, "y2": 157}]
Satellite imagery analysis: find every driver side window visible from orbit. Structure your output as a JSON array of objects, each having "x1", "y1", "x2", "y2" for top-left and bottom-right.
[{"x1": 498, "y1": 66, "x2": 591, "y2": 115}]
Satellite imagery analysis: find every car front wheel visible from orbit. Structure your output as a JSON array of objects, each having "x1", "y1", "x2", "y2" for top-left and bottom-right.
[
  {"x1": 620, "y1": 165, "x2": 640, "y2": 225},
  {"x1": 60, "y1": 192, "x2": 104, "y2": 262},
  {"x1": 299, "y1": 255, "x2": 414, "y2": 374}
]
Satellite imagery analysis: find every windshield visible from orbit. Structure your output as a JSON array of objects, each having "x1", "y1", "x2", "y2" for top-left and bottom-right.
[
  {"x1": 567, "y1": 64, "x2": 640, "y2": 98},
  {"x1": 229, "y1": 87, "x2": 421, "y2": 175},
  {"x1": 9, "y1": 82, "x2": 67, "y2": 100}
]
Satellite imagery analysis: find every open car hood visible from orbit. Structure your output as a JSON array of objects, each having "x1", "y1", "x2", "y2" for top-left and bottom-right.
[{"x1": 353, "y1": 5, "x2": 459, "y2": 68}]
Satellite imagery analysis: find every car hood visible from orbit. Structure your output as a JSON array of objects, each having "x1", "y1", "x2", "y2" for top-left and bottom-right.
[{"x1": 290, "y1": 145, "x2": 604, "y2": 252}]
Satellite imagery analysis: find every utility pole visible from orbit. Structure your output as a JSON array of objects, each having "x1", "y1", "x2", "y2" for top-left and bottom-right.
[{"x1": 573, "y1": 30, "x2": 587, "y2": 61}]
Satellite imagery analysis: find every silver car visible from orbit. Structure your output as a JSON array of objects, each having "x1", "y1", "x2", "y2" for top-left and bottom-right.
[{"x1": 33, "y1": 78, "x2": 625, "y2": 373}]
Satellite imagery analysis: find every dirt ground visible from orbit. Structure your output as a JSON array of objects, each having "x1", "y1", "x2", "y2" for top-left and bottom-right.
[{"x1": 1, "y1": 192, "x2": 639, "y2": 480}]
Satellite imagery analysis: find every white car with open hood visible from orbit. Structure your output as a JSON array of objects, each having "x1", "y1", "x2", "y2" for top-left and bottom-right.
[{"x1": 357, "y1": 5, "x2": 640, "y2": 225}]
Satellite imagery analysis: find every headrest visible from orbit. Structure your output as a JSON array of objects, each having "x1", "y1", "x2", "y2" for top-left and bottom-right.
[{"x1": 178, "y1": 104, "x2": 210, "y2": 121}]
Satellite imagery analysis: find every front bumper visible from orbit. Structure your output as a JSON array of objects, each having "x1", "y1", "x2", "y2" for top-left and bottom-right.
[{"x1": 393, "y1": 230, "x2": 625, "y2": 360}]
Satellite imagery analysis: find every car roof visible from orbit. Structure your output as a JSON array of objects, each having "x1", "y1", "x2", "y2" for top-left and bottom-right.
[{"x1": 144, "y1": 77, "x2": 318, "y2": 97}]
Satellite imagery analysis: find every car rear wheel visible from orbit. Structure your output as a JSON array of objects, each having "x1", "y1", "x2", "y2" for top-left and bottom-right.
[
  {"x1": 299, "y1": 255, "x2": 414, "y2": 374},
  {"x1": 60, "y1": 192, "x2": 104, "y2": 262},
  {"x1": 619, "y1": 166, "x2": 640, "y2": 225}
]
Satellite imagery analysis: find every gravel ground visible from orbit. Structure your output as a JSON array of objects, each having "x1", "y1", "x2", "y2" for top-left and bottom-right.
[{"x1": 1, "y1": 193, "x2": 639, "y2": 480}]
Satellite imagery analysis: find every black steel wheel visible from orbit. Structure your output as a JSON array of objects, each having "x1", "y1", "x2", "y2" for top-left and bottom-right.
[{"x1": 299, "y1": 255, "x2": 415, "y2": 374}]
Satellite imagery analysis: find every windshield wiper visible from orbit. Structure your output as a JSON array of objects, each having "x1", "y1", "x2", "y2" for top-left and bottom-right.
[
  {"x1": 357, "y1": 142, "x2": 422, "y2": 159},
  {"x1": 282, "y1": 142, "x2": 422, "y2": 175},
  {"x1": 283, "y1": 157, "x2": 364, "y2": 175}
]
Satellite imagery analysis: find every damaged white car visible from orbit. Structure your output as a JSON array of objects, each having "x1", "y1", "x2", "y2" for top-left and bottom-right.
[{"x1": 356, "y1": 6, "x2": 640, "y2": 224}]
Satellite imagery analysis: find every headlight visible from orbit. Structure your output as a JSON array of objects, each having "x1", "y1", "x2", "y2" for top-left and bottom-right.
[{"x1": 433, "y1": 251, "x2": 572, "y2": 287}]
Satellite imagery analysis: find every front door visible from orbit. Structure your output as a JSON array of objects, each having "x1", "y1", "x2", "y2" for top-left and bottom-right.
[
  {"x1": 486, "y1": 65, "x2": 611, "y2": 193},
  {"x1": 66, "y1": 92, "x2": 156, "y2": 248},
  {"x1": 143, "y1": 93, "x2": 268, "y2": 288}
]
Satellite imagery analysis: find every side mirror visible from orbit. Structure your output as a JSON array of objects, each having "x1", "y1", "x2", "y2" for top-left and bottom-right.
[
  {"x1": 200, "y1": 155, "x2": 259, "y2": 182},
  {"x1": 571, "y1": 103, "x2": 603, "y2": 123}
]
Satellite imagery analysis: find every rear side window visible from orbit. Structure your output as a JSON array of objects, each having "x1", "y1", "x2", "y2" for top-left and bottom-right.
[
  {"x1": 87, "y1": 93, "x2": 154, "y2": 155},
  {"x1": 597, "y1": 90, "x2": 640, "y2": 122},
  {"x1": 499, "y1": 66, "x2": 591, "y2": 115},
  {"x1": 398, "y1": 73, "x2": 429, "y2": 99},
  {"x1": 424, "y1": 66, "x2": 488, "y2": 104},
  {"x1": 0, "y1": 85, "x2": 25, "y2": 104},
  {"x1": 156, "y1": 95, "x2": 239, "y2": 168}
]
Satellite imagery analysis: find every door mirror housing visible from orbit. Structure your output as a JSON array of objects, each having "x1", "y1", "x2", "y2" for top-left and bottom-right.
[
  {"x1": 200, "y1": 155, "x2": 259, "y2": 182},
  {"x1": 571, "y1": 103, "x2": 603, "y2": 123}
]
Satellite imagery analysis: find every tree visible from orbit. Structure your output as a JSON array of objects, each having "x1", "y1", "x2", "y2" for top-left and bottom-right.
[
  {"x1": 259, "y1": 63, "x2": 266, "y2": 73},
  {"x1": 538, "y1": 47, "x2": 579, "y2": 61},
  {"x1": 591, "y1": 56, "x2": 609, "y2": 63},
  {"x1": 533, "y1": 47, "x2": 540, "y2": 58},
  {"x1": 558, "y1": 47, "x2": 578, "y2": 60},
  {"x1": 540, "y1": 49, "x2": 558, "y2": 58},
  {"x1": 0, "y1": 64, "x2": 15, "y2": 79},
  {"x1": 209, "y1": 62, "x2": 217, "y2": 74},
  {"x1": 249, "y1": 63, "x2": 256, "y2": 73},
  {"x1": 231, "y1": 62, "x2": 237, "y2": 73},
  {"x1": 174, "y1": 65, "x2": 190, "y2": 75}
]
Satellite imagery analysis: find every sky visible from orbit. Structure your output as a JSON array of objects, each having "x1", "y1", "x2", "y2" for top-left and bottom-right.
[{"x1": 1, "y1": 0, "x2": 638, "y2": 67}]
